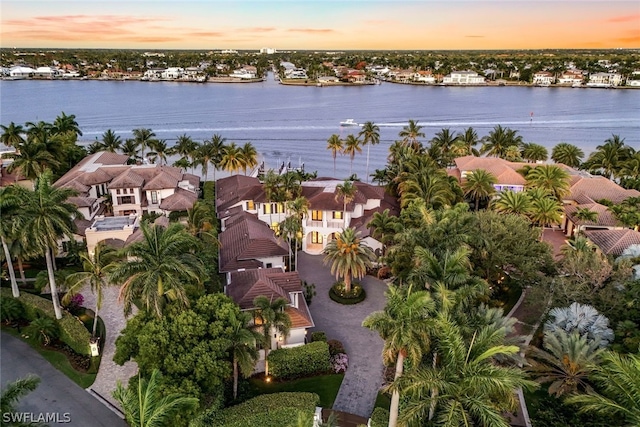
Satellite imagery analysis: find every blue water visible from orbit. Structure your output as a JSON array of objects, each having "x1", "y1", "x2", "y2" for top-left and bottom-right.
[{"x1": 1, "y1": 74, "x2": 638, "y2": 179}]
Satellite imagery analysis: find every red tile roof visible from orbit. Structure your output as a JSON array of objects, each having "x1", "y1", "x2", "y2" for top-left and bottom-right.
[
  {"x1": 583, "y1": 229, "x2": 640, "y2": 256},
  {"x1": 215, "y1": 175, "x2": 265, "y2": 211},
  {"x1": 108, "y1": 169, "x2": 145, "y2": 189},
  {"x1": 569, "y1": 176, "x2": 640, "y2": 204},
  {"x1": 564, "y1": 203, "x2": 620, "y2": 227},
  {"x1": 159, "y1": 188, "x2": 198, "y2": 212}
]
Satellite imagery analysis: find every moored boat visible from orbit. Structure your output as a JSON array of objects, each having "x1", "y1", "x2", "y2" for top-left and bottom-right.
[{"x1": 340, "y1": 119, "x2": 360, "y2": 127}]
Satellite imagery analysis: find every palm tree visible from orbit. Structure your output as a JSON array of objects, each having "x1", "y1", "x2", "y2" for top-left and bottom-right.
[
  {"x1": 195, "y1": 141, "x2": 216, "y2": 181},
  {"x1": 326, "y1": 134, "x2": 343, "y2": 177},
  {"x1": 207, "y1": 134, "x2": 226, "y2": 181},
  {"x1": 226, "y1": 311, "x2": 261, "y2": 400},
  {"x1": 219, "y1": 142, "x2": 244, "y2": 175},
  {"x1": 172, "y1": 134, "x2": 198, "y2": 174},
  {"x1": 110, "y1": 222, "x2": 205, "y2": 317},
  {"x1": 113, "y1": 369, "x2": 199, "y2": 427},
  {"x1": 574, "y1": 207, "x2": 599, "y2": 223},
  {"x1": 525, "y1": 164, "x2": 571, "y2": 201},
  {"x1": 323, "y1": 227, "x2": 375, "y2": 293},
  {"x1": 343, "y1": 134, "x2": 362, "y2": 175},
  {"x1": 398, "y1": 119, "x2": 425, "y2": 148},
  {"x1": 186, "y1": 201, "x2": 218, "y2": 244},
  {"x1": 565, "y1": 351, "x2": 640, "y2": 426},
  {"x1": 521, "y1": 142, "x2": 548, "y2": 163},
  {"x1": 620, "y1": 151, "x2": 640, "y2": 182},
  {"x1": 6, "y1": 140, "x2": 59, "y2": 180},
  {"x1": 132, "y1": 128, "x2": 157, "y2": 160},
  {"x1": 335, "y1": 180, "x2": 357, "y2": 221},
  {"x1": 551, "y1": 142, "x2": 584, "y2": 168},
  {"x1": 530, "y1": 197, "x2": 563, "y2": 230},
  {"x1": 287, "y1": 196, "x2": 309, "y2": 271},
  {"x1": 100, "y1": 129, "x2": 122, "y2": 152},
  {"x1": 147, "y1": 139, "x2": 168, "y2": 165},
  {"x1": 0, "y1": 122, "x2": 26, "y2": 148},
  {"x1": 121, "y1": 139, "x2": 140, "y2": 164},
  {"x1": 429, "y1": 128, "x2": 457, "y2": 167},
  {"x1": 391, "y1": 315, "x2": 536, "y2": 427},
  {"x1": 64, "y1": 243, "x2": 120, "y2": 337},
  {"x1": 398, "y1": 170, "x2": 457, "y2": 210},
  {"x1": 52, "y1": 111, "x2": 82, "y2": 137},
  {"x1": 527, "y1": 329, "x2": 603, "y2": 397},
  {"x1": 1, "y1": 374, "x2": 41, "y2": 423},
  {"x1": 363, "y1": 286, "x2": 434, "y2": 427},
  {"x1": 492, "y1": 190, "x2": 532, "y2": 217},
  {"x1": 481, "y1": 125, "x2": 522, "y2": 158},
  {"x1": 584, "y1": 134, "x2": 633, "y2": 180},
  {"x1": 240, "y1": 142, "x2": 258, "y2": 175},
  {"x1": 253, "y1": 295, "x2": 292, "y2": 377},
  {"x1": 452, "y1": 127, "x2": 480, "y2": 157},
  {"x1": 0, "y1": 186, "x2": 24, "y2": 297},
  {"x1": 367, "y1": 209, "x2": 400, "y2": 258},
  {"x1": 17, "y1": 171, "x2": 79, "y2": 319},
  {"x1": 462, "y1": 169, "x2": 497, "y2": 211},
  {"x1": 359, "y1": 121, "x2": 380, "y2": 183}
]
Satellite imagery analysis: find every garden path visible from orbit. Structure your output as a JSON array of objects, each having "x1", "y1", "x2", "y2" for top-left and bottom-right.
[
  {"x1": 79, "y1": 284, "x2": 137, "y2": 411},
  {"x1": 297, "y1": 252, "x2": 387, "y2": 419}
]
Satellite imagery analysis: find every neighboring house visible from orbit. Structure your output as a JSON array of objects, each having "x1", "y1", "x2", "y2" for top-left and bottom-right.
[
  {"x1": 563, "y1": 202, "x2": 624, "y2": 237},
  {"x1": 9, "y1": 66, "x2": 35, "y2": 79},
  {"x1": 443, "y1": 71, "x2": 486, "y2": 85},
  {"x1": 162, "y1": 67, "x2": 184, "y2": 80},
  {"x1": 227, "y1": 267, "x2": 314, "y2": 348},
  {"x1": 413, "y1": 70, "x2": 436, "y2": 84},
  {"x1": 347, "y1": 70, "x2": 366, "y2": 83},
  {"x1": 533, "y1": 71, "x2": 555, "y2": 85},
  {"x1": 317, "y1": 75, "x2": 339, "y2": 84},
  {"x1": 583, "y1": 229, "x2": 640, "y2": 257},
  {"x1": 143, "y1": 68, "x2": 165, "y2": 80},
  {"x1": 84, "y1": 214, "x2": 140, "y2": 255},
  {"x1": 565, "y1": 172, "x2": 640, "y2": 205},
  {"x1": 557, "y1": 70, "x2": 584, "y2": 85},
  {"x1": 587, "y1": 72, "x2": 623, "y2": 87},
  {"x1": 451, "y1": 156, "x2": 527, "y2": 193}
]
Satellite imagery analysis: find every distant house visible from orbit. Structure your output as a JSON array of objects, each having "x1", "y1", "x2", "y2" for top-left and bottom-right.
[
  {"x1": 533, "y1": 71, "x2": 555, "y2": 86},
  {"x1": 162, "y1": 67, "x2": 184, "y2": 79},
  {"x1": 443, "y1": 71, "x2": 486, "y2": 85},
  {"x1": 346, "y1": 70, "x2": 366, "y2": 83},
  {"x1": 557, "y1": 70, "x2": 584, "y2": 85},
  {"x1": 413, "y1": 70, "x2": 436, "y2": 84},
  {"x1": 451, "y1": 156, "x2": 527, "y2": 193},
  {"x1": 9, "y1": 66, "x2": 35, "y2": 79},
  {"x1": 587, "y1": 72, "x2": 623, "y2": 87}
]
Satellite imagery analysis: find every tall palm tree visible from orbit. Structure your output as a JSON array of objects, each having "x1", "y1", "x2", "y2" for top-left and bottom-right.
[
  {"x1": 253, "y1": 295, "x2": 292, "y2": 377},
  {"x1": 343, "y1": 134, "x2": 362, "y2": 175},
  {"x1": 391, "y1": 315, "x2": 536, "y2": 427},
  {"x1": 326, "y1": 134, "x2": 343, "y2": 177},
  {"x1": 6, "y1": 140, "x2": 59, "y2": 180},
  {"x1": 527, "y1": 329, "x2": 603, "y2": 397},
  {"x1": 429, "y1": 128, "x2": 457, "y2": 167},
  {"x1": 367, "y1": 209, "x2": 400, "y2": 258},
  {"x1": 398, "y1": 119, "x2": 425, "y2": 148},
  {"x1": 323, "y1": 227, "x2": 375, "y2": 293},
  {"x1": 100, "y1": 129, "x2": 122, "y2": 152},
  {"x1": 525, "y1": 164, "x2": 571, "y2": 201},
  {"x1": 530, "y1": 197, "x2": 563, "y2": 230},
  {"x1": 335, "y1": 180, "x2": 357, "y2": 221},
  {"x1": 492, "y1": 190, "x2": 532, "y2": 217},
  {"x1": 25, "y1": 121, "x2": 53, "y2": 144},
  {"x1": 463, "y1": 169, "x2": 497, "y2": 211},
  {"x1": 195, "y1": 141, "x2": 216, "y2": 181},
  {"x1": 286, "y1": 196, "x2": 309, "y2": 271},
  {"x1": 64, "y1": 243, "x2": 120, "y2": 337},
  {"x1": 521, "y1": 142, "x2": 549, "y2": 163},
  {"x1": 132, "y1": 128, "x2": 157, "y2": 160},
  {"x1": 584, "y1": 134, "x2": 633, "y2": 180},
  {"x1": 185, "y1": 200, "x2": 218, "y2": 244},
  {"x1": 219, "y1": 142, "x2": 244, "y2": 175},
  {"x1": 481, "y1": 125, "x2": 522, "y2": 158},
  {"x1": 17, "y1": 171, "x2": 79, "y2": 319},
  {"x1": 363, "y1": 286, "x2": 435, "y2": 427},
  {"x1": 551, "y1": 142, "x2": 584, "y2": 168},
  {"x1": 0, "y1": 122, "x2": 26, "y2": 148},
  {"x1": 620, "y1": 151, "x2": 640, "y2": 182},
  {"x1": 207, "y1": 134, "x2": 226, "y2": 181},
  {"x1": 240, "y1": 142, "x2": 258, "y2": 175},
  {"x1": 172, "y1": 134, "x2": 198, "y2": 174},
  {"x1": 359, "y1": 121, "x2": 380, "y2": 183},
  {"x1": 452, "y1": 127, "x2": 480, "y2": 157},
  {"x1": 110, "y1": 222, "x2": 205, "y2": 318},
  {"x1": 113, "y1": 369, "x2": 199, "y2": 427},
  {"x1": 565, "y1": 351, "x2": 640, "y2": 426},
  {"x1": 226, "y1": 311, "x2": 261, "y2": 400},
  {"x1": 121, "y1": 139, "x2": 140, "y2": 164},
  {"x1": 147, "y1": 139, "x2": 169, "y2": 166},
  {"x1": 52, "y1": 111, "x2": 82, "y2": 137},
  {"x1": 574, "y1": 207, "x2": 599, "y2": 223},
  {"x1": 0, "y1": 186, "x2": 23, "y2": 297}
]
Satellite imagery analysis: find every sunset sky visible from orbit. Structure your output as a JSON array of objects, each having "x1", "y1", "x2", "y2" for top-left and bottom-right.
[{"x1": 2, "y1": 1, "x2": 639, "y2": 50}]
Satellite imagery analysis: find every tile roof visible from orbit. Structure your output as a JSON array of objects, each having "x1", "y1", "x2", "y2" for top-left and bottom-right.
[
  {"x1": 60, "y1": 179, "x2": 90, "y2": 194},
  {"x1": 143, "y1": 170, "x2": 179, "y2": 190},
  {"x1": 215, "y1": 175, "x2": 265, "y2": 211},
  {"x1": 286, "y1": 300, "x2": 314, "y2": 329},
  {"x1": 67, "y1": 196, "x2": 96, "y2": 208},
  {"x1": 453, "y1": 156, "x2": 526, "y2": 186},
  {"x1": 564, "y1": 203, "x2": 620, "y2": 227},
  {"x1": 569, "y1": 176, "x2": 640, "y2": 204},
  {"x1": 158, "y1": 188, "x2": 198, "y2": 212},
  {"x1": 219, "y1": 214, "x2": 288, "y2": 272},
  {"x1": 94, "y1": 151, "x2": 130, "y2": 165},
  {"x1": 73, "y1": 218, "x2": 92, "y2": 237},
  {"x1": 583, "y1": 229, "x2": 640, "y2": 256},
  {"x1": 108, "y1": 169, "x2": 145, "y2": 189}
]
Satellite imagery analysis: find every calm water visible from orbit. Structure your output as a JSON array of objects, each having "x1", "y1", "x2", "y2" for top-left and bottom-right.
[{"x1": 1, "y1": 74, "x2": 639, "y2": 179}]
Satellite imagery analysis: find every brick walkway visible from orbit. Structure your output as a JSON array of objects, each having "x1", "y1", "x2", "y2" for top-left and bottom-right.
[
  {"x1": 297, "y1": 252, "x2": 387, "y2": 419},
  {"x1": 541, "y1": 228, "x2": 568, "y2": 259},
  {"x1": 80, "y1": 284, "x2": 138, "y2": 410}
]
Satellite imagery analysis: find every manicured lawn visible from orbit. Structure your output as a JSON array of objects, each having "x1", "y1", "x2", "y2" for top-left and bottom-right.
[
  {"x1": 249, "y1": 373, "x2": 344, "y2": 408},
  {"x1": 1, "y1": 325, "x2": 97, "y2": 389}
]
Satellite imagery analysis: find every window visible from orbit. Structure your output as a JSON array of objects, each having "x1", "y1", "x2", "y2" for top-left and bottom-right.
[
  {"x1": 263, "y1": 203, "x2": 272, "y2": 214},
  {"x1": 276, "y1": 203, "x2": 284, "y2": 213},
  {"x1": 151, "y1": 191, "x2": 158, "y2": 204},
  {"x1": 311, "y1": 210, "x2": 323, "y2": 221},
  {"x1": 311, "y1": 231, "x2": 323, "y2": 244},
  {"x1": 116, "y1": 189, "x2": 121, "y2": 195},
  {"x1": 246, "y1": 200, "x2": 255, "y2": 210},
  {"x1": 266, "y1": 263, "x2": 272, "y2": 268},
  {"x1": 119, "y1": 196, "x2": 134, "y2": 204},
  {"x1": 333, "y1": 211, "x2": 343, "y2": 219}
]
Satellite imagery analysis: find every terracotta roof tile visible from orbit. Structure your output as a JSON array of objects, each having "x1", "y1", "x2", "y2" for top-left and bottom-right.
[
  {"x1": 158, "y1": 188, "x2": 197, "y2": 212},
  {"x1": 564, "y1": 203, "x2": 620, "y2": 227},
  {"x1": 68, "y1": 195, "x2": 96, "y2": 208},
  {"x1": 228, "y1": 268, "x2": 296, "y2": 309},
  {"x1": 108, "y1": 169, "x2": 145, "y2": 189},
  {"x1": 569, "y1": 176, "x2": 640, "y2": 204},
  {"x1": 583, "y1": 229, "x2": 640, "y2": 256},
  {"x1": 215, "y1": 175, "x2": 264, "y2": 211},
  {"x1": 453, "y1": 156, "x2": 526, "y2": 186}
]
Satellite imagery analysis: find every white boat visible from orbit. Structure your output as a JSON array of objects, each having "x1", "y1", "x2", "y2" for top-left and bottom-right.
[{"x1": 340, "y1": 119, "x2": 360, "y2": 127}]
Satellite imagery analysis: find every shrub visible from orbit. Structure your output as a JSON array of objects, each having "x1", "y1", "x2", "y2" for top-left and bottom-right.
[
  {"x1": 327, "y1": 339, "x2": 345, "y2": 356},
  {"x1": 330, "y1": 353, "x2": 348, "y2": 373},
  {"x1": 25, "y1": 317, "x2": 59, "y2": 346},
  {"x1": 1, "y1": 297, "x2": 24, "y2": 323},
  {"x1": 329, "y1": 282, "x2": 366, "y2": 305},
  {"x1": 203, "y1": 181, "x2": 216, "y2": 204},
  {"x1": 268, "y1": 341, "x2": 331, "y2": 380},
  {"x1": 63, "y1": 293, "x2": 84, "y2": 315},
  {"x1": 1, "y1": 288, "x2": 91, "y2": 355},
  {"x1": 302, "y1": 281, "x2": 316, "y2": 305},
  {"x1": 208, "y1": 392, "x2": 319, "y2": 427},
  {"x1": 311, "y1": 331, "x2": 327, "y2": 343},
  {"x1": 370, "y1": 407, "x2": 390, "y2": 427}
]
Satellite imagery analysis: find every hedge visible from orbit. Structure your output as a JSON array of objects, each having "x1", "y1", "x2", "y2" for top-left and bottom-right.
[
  {"x1": 210, "y1": 392, "x2": 319, "y2": 427},
  {"x1": 329, "y1": 284, "x2": 366, "y2": 305},
  {"x1": 203, "y1": 181, "x2": 215, "y2": 203},
  {"x1": 1, "y1": 289, "x2": 91, "y2": 355},
  {"x1": 268, "y1": 341, "x2": 331, "y2": 380},
  {"x1": 310, "y1": 331, "x2": 327, "y2": 343},
  {"x1": 370, "y1": 407, "x2": 390, "y2": 427}
]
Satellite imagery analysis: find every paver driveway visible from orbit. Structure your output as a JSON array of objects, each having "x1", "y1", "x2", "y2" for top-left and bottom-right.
[{"x1": 297, "y1": 252, "x2": 387, "y2": 419}]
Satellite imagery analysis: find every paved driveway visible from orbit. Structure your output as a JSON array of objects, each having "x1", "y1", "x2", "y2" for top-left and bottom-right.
[
  {"x1": 297, "y1": 252, "x2": 387, "y2": 419},
  {"x1": 0, "y1": 332, "x2": 127, "y2": 427}
]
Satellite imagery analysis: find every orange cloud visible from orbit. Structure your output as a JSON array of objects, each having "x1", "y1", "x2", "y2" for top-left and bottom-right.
[
  {"x1": 238, "y1": 27, "x2": 276, "y2": 33},
  {"x1": 287, "y1": 28, "x2": 335, "y2": 33},
  {"x1": 186, "y1": 31, "x2": 225, "y2": 37},
  {"x1": 128, "y1": 36, "x2": 183, "y2": 43},
  {"x1": 607, "y1": 13, "x2": 640, "y2": 23}
]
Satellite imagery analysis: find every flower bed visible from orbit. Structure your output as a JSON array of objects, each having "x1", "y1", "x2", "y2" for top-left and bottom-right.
[{"x1": 329, "y1": 282, "x2": 366, "y2": 305}]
